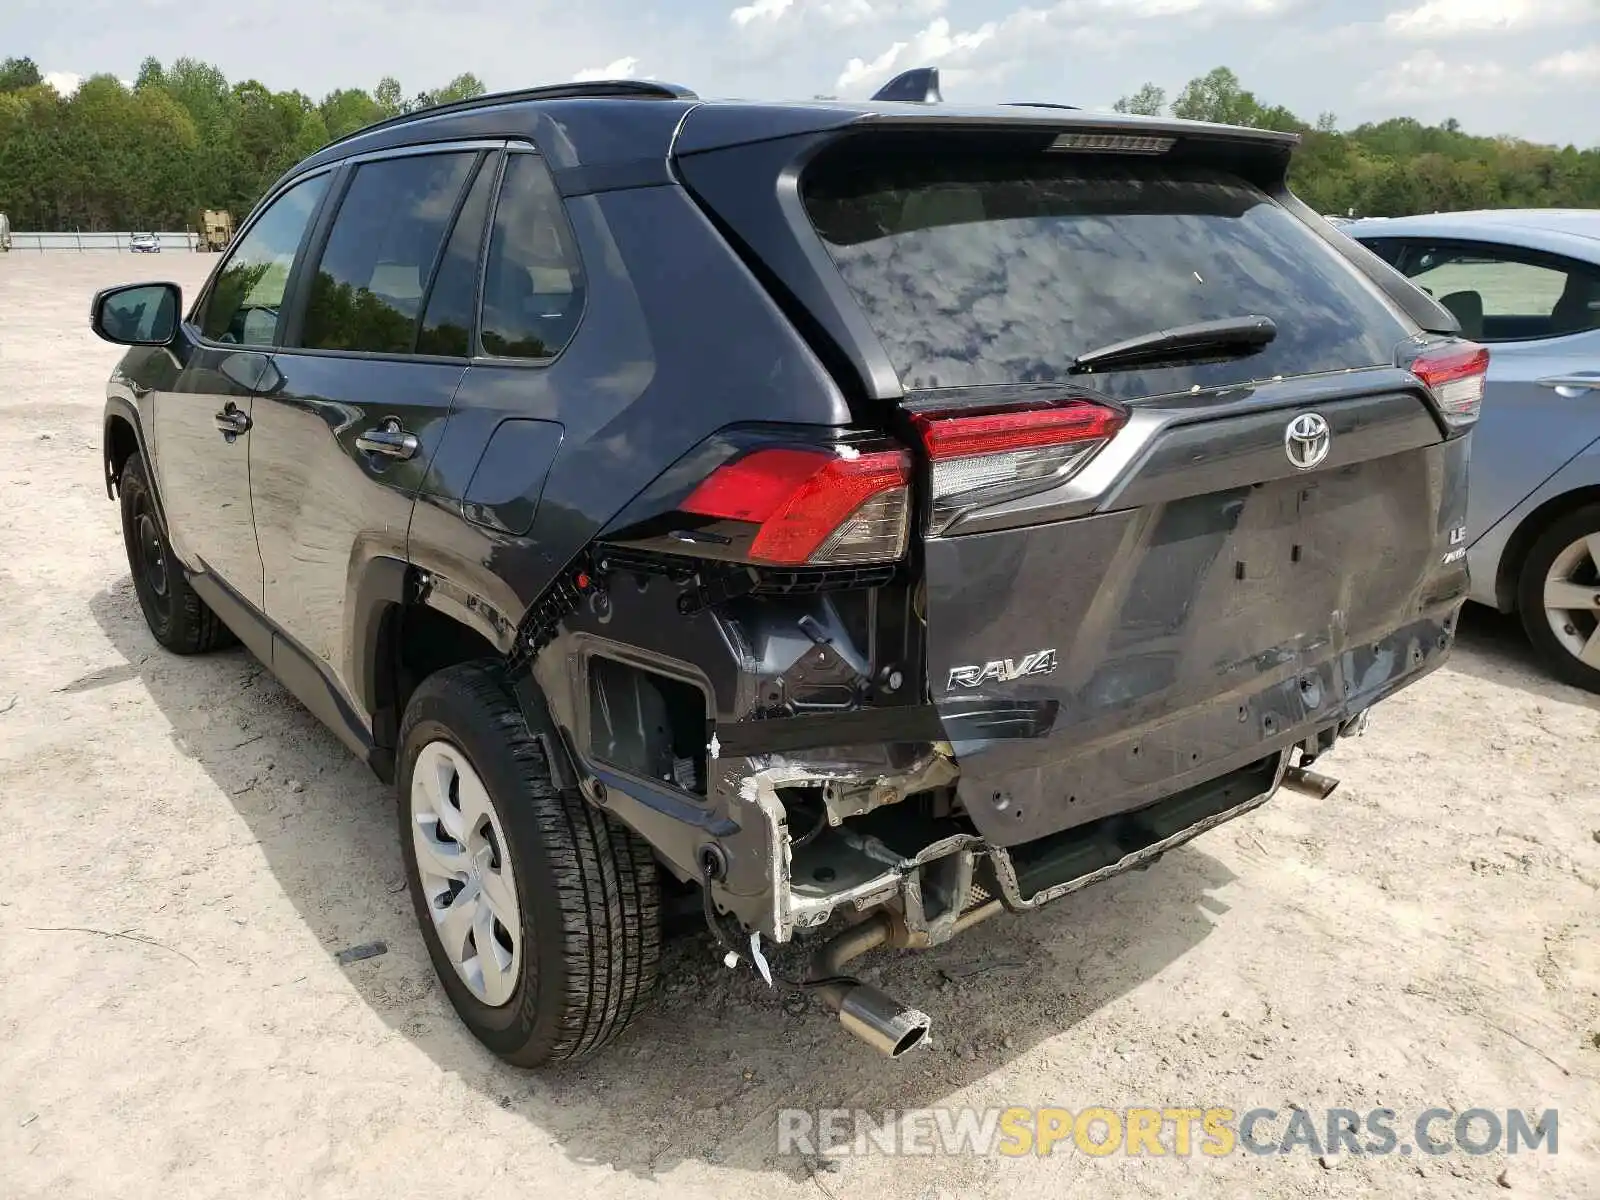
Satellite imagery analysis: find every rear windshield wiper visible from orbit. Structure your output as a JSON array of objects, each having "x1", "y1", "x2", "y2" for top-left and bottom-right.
[{"x1": 1068, "y1": 315, "x2": 1277, "y2": 375}]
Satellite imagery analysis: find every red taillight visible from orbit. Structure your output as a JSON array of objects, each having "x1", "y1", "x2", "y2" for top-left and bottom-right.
[
  {"x1": 681, "y1": 447, "x2": 911, "y2": 566},
  {"x1": 912, "y1": 401, "x2": 1125, "y2": 460},
  {"x1": 1412, "y1": 342, "x2": 1489, "y2": 428},
  {"x1": 911, "y1": 399, "x2": 1127, "y2": 533}
]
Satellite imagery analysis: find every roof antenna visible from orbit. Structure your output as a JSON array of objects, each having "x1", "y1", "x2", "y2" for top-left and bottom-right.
[{"x1": 871, "y1": 67, "x2": 942, "y2": 104}]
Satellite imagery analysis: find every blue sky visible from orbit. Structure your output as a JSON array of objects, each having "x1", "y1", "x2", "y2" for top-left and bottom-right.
[{"x1": 12, "y1": 0, "x2": 1600, "y2": 145}]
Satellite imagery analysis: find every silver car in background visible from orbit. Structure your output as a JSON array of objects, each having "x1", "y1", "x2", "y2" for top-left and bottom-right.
[{"x1": 1346, "y1": 210, "x2": 1600, "y2": 693}]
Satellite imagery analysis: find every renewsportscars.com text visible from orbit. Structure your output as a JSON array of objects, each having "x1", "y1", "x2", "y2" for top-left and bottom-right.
[{"x1": 777, "y1": 1106, "x2": 1559, "y2": 1159}]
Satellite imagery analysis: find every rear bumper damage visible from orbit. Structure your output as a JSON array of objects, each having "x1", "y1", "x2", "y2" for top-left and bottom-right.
[
  {"x1": 738, "y1": 735, "x2": 1356, "y2": 1057},
  {"x1": 739, "y1": 725, "x2": 1345, "y2": 950},
  {"x1": 712, "y1": 602, "x2": 1449, "y2": 952}
]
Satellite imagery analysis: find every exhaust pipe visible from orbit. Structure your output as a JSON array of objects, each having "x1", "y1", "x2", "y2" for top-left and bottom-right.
[
  {"x1": 1282, "y1": 765, "x2": 1340, "y2": 799},
  {"x1": 815, "y1": 979, "x2": 932, "y2": 1057},
  {"x1": 807, "y1": 912, "x2": 932, "y2": 1057}
]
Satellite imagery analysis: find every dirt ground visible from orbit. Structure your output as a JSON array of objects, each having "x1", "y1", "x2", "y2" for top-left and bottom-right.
[{"x1": 1, "y1": 254, "x2": 1597, "y2": 1200}]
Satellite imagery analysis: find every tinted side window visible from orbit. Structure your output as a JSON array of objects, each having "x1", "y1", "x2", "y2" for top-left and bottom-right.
[
  {"x1": 416, "y1": 156, "x2": 496, "y2": 358},
  {"x1": 198, "y1": 174, "x2": 328, "y2": 346},
  {"x1": 297, "y1": 152, "x2": 476, "y2": 354},
  {"x1": 480, "y1": 154, "x2": 585, "y2": 360},
  {"x1": 1358, "y1": 238, "x2": 1405, "y2": 267},
  {"x1": 1396, "y1": 241, "x2": 1600, "y2": 342}
]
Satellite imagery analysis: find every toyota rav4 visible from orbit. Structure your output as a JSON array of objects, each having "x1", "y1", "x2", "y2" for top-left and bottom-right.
[{"x1": 91, "y1": 76, "x2": 1480, "y2": 1065}]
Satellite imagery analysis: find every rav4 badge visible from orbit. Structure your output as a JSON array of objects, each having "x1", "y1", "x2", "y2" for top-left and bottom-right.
[{"x1": 947, "y1": 649, "x2": 1058, "y2": 690}]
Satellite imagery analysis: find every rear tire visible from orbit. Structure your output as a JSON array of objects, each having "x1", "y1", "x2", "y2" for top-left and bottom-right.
[
  {"x1": 397, "y1": 662, "x2": 660, "y2": 1066},
  {"x1": 1516, "y1": 503, "x2": 1600, "y2": 694},
  {"x1": 118, "y1": 452, "x2": 233, "y2": 654}
]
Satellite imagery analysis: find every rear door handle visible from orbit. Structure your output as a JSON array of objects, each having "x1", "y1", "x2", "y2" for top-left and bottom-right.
[
  {"x1": 1536, "y1": 373, "x2": 1600, "y2": 392},
  {"x1": 214, "y1": 406, "x2": 251, "y2": 436},
  {"x1": 356, "y1": 419, "x2": 419, "y2": 461}
]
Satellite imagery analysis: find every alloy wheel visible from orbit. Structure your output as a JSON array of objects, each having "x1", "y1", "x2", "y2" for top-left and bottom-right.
[{"x1": 1542, "y1": 531, "x2": 1600, "y2": 672}]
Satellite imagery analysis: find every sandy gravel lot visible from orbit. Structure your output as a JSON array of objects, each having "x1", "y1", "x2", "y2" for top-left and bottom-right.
[{"x1": 2, "y1": 254, "x2": 1597, "y2": 1200}]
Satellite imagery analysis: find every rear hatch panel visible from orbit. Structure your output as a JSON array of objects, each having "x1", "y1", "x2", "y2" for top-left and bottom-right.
[{"x1": 926, "y1": 379, "x2": 1468, "y2": 846}]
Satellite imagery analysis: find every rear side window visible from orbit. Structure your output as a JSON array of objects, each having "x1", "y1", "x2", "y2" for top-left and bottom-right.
[
  {"x1": 297, "y1": 151, "x2": 477, "y2": 354},
  {"x1": 1390, "y1": 241, "x2": 1600, "y2": 342},
  {"x1": 417, "y1": 156, "x2": 497, "y2": 357},
  {"x1": 802, "y1": 147, "x2": 1414, "y2": 398},
  {"x1": 479, "y1": 153, "x2": 585, "y2": 360}
]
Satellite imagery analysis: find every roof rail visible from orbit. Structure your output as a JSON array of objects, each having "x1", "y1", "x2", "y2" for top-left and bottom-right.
[{"x1": 325, "y1": 79, "x2": 698, "y2": 149}]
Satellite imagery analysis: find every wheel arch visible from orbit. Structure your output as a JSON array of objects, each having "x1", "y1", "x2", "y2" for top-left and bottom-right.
[
  {"x1": 103, "y1": 398, "x2": 148, "y2": 501},
  {"x1": 350, "y1": 555, "x2": 510, "y2": 777},
  {"x1": 1495, "y1": 484, "x2": 1600, "y2": 612}
]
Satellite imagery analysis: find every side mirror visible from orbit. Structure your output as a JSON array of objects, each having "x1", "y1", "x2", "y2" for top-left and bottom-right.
[{"x1": 90, "y1": 282, "x2": 182, "y2": 347}]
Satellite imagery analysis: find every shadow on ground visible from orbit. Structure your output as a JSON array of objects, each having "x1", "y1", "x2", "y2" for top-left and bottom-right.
[
  {"x1": 1451, "y1": 603, "x2": 1599, "y2": 709},
  {"x1": 92, "y1": 578, "x2": 1241, "y2": 1179}
]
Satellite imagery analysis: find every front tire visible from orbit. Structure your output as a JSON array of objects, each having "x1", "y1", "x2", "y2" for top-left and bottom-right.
[
  {"x1": 118, "y1": 452, "x2": 233, "y2": 654},
  {"x1": 397, "y1": 662, "x2": 660, "y2": 1066},
  {"x1": 1516, "y1": 503, "x2": 1600, "y2": 694}
]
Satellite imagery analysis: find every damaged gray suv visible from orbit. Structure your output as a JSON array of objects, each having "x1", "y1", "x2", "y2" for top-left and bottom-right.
[{"x1": 92, "y1": 75, "x2": 1480, "y2": 1064}]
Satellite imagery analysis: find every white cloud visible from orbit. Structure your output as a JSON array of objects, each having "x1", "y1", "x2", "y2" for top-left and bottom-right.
[
  {"x1": 836, "y1": 15, "x2": 1002, "y2": 90},
  {"x1": 42, "y1": 70, "x2": 82, "y2": 95},
  {"x1": 1538, "y1": 44, "x2": 1600, "y2": 79},
  {"x1": 1383, "y1": 0, "x2": 1595, "y2": 38},
  {"x1": 837, "y1": 43, "x2": 908, "y2": 89},
  {"x1": 1076, "y1": 0, "x2": 1290, "y2": 15},
  {"x1": 734, "y1": 0, "x2": 946, "y2": 30},
  {"x1": 831, "y1": 0, "x2": 1301, "y2": 95},
  {"x1": 1377, "y1": 41, "x2": 1600, "y2": 103},
  {"x1": 1377, "y1": 49, "x2": 1512, "y2": 101},
  {"x1": 571, "y1": 56, "x2": 641, "y2": 81},
  {"x1": 732, "y1": 0, "x2": 793, "y2": 24}
]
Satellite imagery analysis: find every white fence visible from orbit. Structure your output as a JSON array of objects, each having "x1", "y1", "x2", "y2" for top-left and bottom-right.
[{"x1": 6, "y1": 231, "x2": 201, "y2": 252}]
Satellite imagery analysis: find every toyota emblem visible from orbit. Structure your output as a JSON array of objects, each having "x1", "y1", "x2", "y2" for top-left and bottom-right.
[{"x1": 1284, "y1": 412, "x2": 1331, "y2": 471}]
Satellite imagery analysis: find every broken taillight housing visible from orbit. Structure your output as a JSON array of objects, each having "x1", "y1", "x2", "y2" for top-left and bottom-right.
[
  {"x1": 1411, "y1": 341, "x2": 1490, "y2": 430},
  {"x1": 681, "y1": 446, "x2": 912, "y2": 566},
  {"x1": 911, "y1": 399, "x2": 1128, "y2": 534}
]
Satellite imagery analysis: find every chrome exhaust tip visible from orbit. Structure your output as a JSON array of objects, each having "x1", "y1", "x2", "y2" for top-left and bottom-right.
[
  {"x1": 820, "y1": 980, "x2": 932, "y2": 1057},
  {"x1": 1282, "y1": 765, "x2": 1340, "y2": 799}
]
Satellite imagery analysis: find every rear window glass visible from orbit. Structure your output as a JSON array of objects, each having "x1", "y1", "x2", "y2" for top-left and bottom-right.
[{"x1": 802, "y1": 150, "x2": 1414, "y2": 398}]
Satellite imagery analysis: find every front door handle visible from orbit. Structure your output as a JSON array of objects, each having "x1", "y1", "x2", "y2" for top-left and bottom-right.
[
  {"x1": 1537, "y1": 373, "x2": 1600, "y2": 392},
  {"x1": 356, "y1": 419, "x2": 419, "y2": 461},
  {"x1": 214, "y1": 405, "x2": 251, "y2": 436}
]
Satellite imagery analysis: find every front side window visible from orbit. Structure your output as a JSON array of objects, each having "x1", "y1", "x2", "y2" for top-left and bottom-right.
[
  {"x1": 296, "y1": 151, "x2": 478, "y2": 354},
  {"x1": 198, "y1": 173, "x2": 329, "y2": 346},
  {"x1": 479, "y1": 154, "x2": 586, "y2": 360},
  {"x1": 1396, "y1": 242, "x2": 1600, "y2": 342}
]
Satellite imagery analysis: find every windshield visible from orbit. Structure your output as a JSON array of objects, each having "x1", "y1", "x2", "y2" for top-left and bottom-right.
[{"x1": 802, "y1": 148, "x2": 1414, "y2": 399}]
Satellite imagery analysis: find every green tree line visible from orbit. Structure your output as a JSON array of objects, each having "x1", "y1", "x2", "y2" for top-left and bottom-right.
[
  {"x1": 0, "y1": 55, "x2": 484, "y2": 230},
  {"x1": 1, "y1": 56, "x2": 1596, "y2": 230},
  {"x1": 1115, "y1": 67, "x2": 1600, "y2": 217}
]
